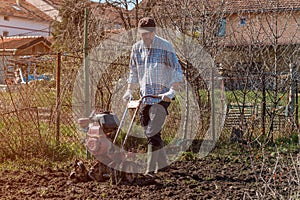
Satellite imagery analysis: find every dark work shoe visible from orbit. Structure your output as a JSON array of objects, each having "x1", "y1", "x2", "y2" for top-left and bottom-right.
[
  {"x1": 155, "y1": 166, "x2": 170, "y2": 174},
  {"x1": 143, "y1": 172, "x2": 156, "y2": 178}
]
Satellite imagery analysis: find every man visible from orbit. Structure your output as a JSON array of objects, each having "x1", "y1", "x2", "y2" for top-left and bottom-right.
[{"x1": 123, "y1": 17, "x2": 183, "y2": 176}]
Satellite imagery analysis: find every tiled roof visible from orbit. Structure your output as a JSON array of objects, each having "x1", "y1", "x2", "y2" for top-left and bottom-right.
[
  {"x1": 140, "y1": 0, "x2": 300, "y2": 13},
  {"x1": 42, "y1": 0, "x2": 61, "y2": 9},
  {"x1": 0, "y1": 0, "x2": 53, "y2": 22},
  {"x1": 0, "y1": 36, "x2": 52, "y2": 51},
  {"x1": 90, "y1": 2, "x2": 128, "y2": 25},
  {"x1": 219, "y1": 0, "x2": 300, "y2": 13}
]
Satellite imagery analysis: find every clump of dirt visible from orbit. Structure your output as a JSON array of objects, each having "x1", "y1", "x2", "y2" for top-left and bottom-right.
[{"x1": 0, "y1": 146, "x2": 298, "y2": 200}]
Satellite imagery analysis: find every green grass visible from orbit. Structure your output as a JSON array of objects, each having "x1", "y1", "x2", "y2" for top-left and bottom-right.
[
  {"x1": 225, "y1": 90, "x2": 289, "y2": 106},
  {"x1": 1, "y1": 80, "x2": 299, "y2": 169}
]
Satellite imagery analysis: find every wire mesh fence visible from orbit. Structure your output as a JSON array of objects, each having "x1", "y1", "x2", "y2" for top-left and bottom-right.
[
  {"x1": 0, "y1": 0, "x2": 299, "y2": 160},
  {"x1": 0, "y1": 53, "x2": 84, "y2": 160}
]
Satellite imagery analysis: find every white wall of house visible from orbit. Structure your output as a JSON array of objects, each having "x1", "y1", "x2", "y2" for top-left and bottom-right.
[{"x1": 0, "y1": 15, "x2": 51, "y2": 37}]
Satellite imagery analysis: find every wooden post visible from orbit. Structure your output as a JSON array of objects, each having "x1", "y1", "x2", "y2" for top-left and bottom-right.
[
  {"x1": 295, "y1": 79, "x2": 299, "y2": 128},
  {"x1": 56, "y1": 52, "x2": 61, "y2": 146},
  {"x1": 1, "y1": 36, "x2": 6, "y2": 83},
  {"x1": 261, "y1": 72, "x2": 266, "y2": 136}
]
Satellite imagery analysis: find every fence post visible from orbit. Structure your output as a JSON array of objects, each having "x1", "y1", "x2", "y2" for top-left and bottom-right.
[
  {"x1": 56, "y1": 52, "x2": 61, "y2": 146},
  {"x1": 211, "y1": 64, "x2": 215, "y2": 142},
  {"x1": 83, "y1": 8, "x2": 91, "y2": 158},
  {"x1": 84, "y1": 7, "x2": 90, "y2": 117},
  {"x1": 261, "y1": 72, "x2": 266, "y2": 136},
  {"x1": 295, "y1": 78, "x2": 299, "y2": 128},
  {"x1": 288, "y1": 63, "x2": 295, "y2": 117}
]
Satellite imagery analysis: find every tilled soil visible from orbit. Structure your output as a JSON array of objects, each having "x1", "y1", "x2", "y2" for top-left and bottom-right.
[{"x1": 0, "y1": 147, "x2": 299, "y2": 200}]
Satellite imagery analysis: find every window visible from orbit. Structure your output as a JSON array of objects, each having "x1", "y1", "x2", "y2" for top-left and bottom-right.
[
  {"x1": 239, "y1": 17, "x2": 246, "y2": 26},
  {"x1": 3, "y1": 31, "x2": 9, "y2": 37},
  {"x1": 114, "y1": 24, "x2": 121, "y2": 29},
  {"x1": 217, "y1": 18, "x2": 226, "y2": 37},
  {"x1": 4, "y1": 16, "x2": 9, "y2": 21}
]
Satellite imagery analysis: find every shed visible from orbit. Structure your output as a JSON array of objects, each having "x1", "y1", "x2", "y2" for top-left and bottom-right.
[{"x1": 0, "y1": 36, "x2": 52, "y2": 84}]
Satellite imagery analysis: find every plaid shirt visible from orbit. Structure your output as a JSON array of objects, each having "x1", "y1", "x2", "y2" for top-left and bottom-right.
[{"x1": 128, "y1": 36, "x2": 183, "y2": 104}]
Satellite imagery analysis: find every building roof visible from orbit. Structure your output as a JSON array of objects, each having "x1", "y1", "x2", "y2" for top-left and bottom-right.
[
  {"x1": 139, "y1": 0, "x2": 300, "y2": 13},
  {"x1": 0, "y1": 36, "x2": 52, "y2": 55},
  {"x1": 42, "y1": 0, "x2": 61, "y2": 9},
  {"x1": 90, "y1": 2, "x2": 128, "y2": 26},
  {"x1": 220, "y1": 0, "x2": 300, "y2": 13},
  {"x1": 0, "y1": 0, "x2": 53, "y2": 22}
]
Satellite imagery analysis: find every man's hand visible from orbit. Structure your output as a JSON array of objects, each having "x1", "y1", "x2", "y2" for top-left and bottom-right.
[
  {"x1": 158, "y1": 88, "x2": 175, "y2": 102},
  {"x1": 122, "y1": 89, "x2": 133, "y2": 101}
]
